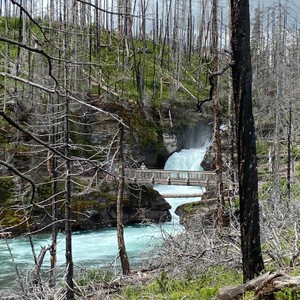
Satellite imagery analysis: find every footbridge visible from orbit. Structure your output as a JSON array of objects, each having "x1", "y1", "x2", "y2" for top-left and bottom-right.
[{"x1": 125, "y1": 168, "x2": 215, "y2": 187}]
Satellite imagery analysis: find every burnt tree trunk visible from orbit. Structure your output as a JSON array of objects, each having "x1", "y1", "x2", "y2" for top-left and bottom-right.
[{"x1": 230, "y1": 0, "x2": 264, "y2": 282}]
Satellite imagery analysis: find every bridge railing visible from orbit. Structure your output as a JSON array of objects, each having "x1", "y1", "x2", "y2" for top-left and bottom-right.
[{"x1": 125, "y1": 168, "x2": 215, "y2": 186}]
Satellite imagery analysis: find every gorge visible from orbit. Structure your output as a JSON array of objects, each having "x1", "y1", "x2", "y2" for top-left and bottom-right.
[{"x1": 0, "y1": 121, "x2": 212, "y2": 293}]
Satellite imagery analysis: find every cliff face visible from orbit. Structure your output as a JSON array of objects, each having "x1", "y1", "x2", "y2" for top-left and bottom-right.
[{"x1": 70, "y1": 184, "x2": 171, "y2": 231}]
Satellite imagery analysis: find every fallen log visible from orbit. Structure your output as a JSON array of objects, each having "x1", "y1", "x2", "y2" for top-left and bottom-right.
[
  {"x1": 254, "y1": 272, "x2": 300, "y2": 300},
  {"x1": 217, "y1": 272, "x2": 272, "y2": 300},
  {"x1": 217, "y1": 270, "x2": 300, "y2": 300}
]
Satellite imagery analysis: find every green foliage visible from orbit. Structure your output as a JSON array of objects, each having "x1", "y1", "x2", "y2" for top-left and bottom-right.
[
  {"x1": 291, "y1": 144, "x2": 300, "y2": 160},
  {"x1": 0, "y1": 176, "x2": 15, "y2": 204},
  {"x1": 116, "y1": 267, "x2": 242, "y2": 300},
  {"x1": 181, "y1": 201, "x2": 201, "y2": 214},
  {"x1": 122, "y1": 105, "x2": 164, "y2": 155},
  {"x1": 260, "y1": 178, "x2": 300, "y2": 200},
  {"x1": 256, "y1": 140, "x2": 270, "y2": 157},
  {"x1": 295, "y1": 164, "x2": 300, "y2": 176},
  {"x1": 0, "y1": 17, "x2": 22, "y2": 30},
  {"x1": 76, "y1": 268, "x2": 114, "y2": 286},
  {"x1": 274, "y1": 288, "x2": 300, "y2": 299},
  {"x1": 0, "y1": 176, "x2": 26, "y2": 228}
]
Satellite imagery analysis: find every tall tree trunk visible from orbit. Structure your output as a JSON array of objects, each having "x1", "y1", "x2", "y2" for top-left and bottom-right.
[
  {"x1": 287, "y1": 101, "x2": 292, "y2": 200},
  {"x1": 230, "y1": 0, "x2": 264, "y2": 282},
  {"x1": 228, "y1": 74, "x2": 237, "y2": 206},
  {"x1": 49, "y1": 153, "x2": 58, "y2": 288},
  {"x1": 198, "y1": 0, "x2": 208, "y2": 56},
  {"x1": 211, "y1": 0, "x2": 225, "y2": 229},
  {"x1": 117, "y1": 123, "x2": 130, "y2": 275},
  {"x1": 49, "y1": 95, "x2": 58, "y2": 288},
  {"x1": 63, "y1": 2, "x2": 74, "y2": 297},
  {"x1": 65, "y1": 94, "x2": 74, "y2": 299}
]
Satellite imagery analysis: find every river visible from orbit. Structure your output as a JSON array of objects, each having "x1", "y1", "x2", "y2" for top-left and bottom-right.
[{"x1": 0, "y1": 142, "x2": 209, "y2": 292}]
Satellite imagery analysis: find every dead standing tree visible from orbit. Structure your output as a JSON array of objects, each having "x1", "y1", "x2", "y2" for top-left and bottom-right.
[
  {"x1": 230, "y1": 0, "x2": 265, "y2": 282},
  {"x1": 116, "y1": 123, "x2": 130, "y2": 275},
  {"x1": 211, "y1": 0, "x2": 225, "y2": 230}
]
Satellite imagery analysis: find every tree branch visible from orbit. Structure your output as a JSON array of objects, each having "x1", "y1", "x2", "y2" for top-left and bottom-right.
[
  {"x1": 76, "y1": 0, "x2": 141, "y2": 18},
  {"x1": 197, "y1": 62, "x2": 233, "y2": 113},
  {"x1": 0, "y1": 111, "x2": 117, "y2": 177},
  {"x1": 0, "y1": 72, "x2": 127, "y2": 128},
  {"x1": 0, "y1": 36, "x2": 58, "y2": 87}
]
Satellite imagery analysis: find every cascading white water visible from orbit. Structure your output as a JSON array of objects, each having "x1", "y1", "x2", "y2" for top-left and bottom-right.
[
  {"x1": 154, "y1": 142, "x2": 209, "y2": 224},
  {"x1": 0, "y1": 125, "x2": 211, "y2": 292}
]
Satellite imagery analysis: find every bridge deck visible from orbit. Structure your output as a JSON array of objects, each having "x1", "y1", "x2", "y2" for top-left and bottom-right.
[
  {"x1": 159, "y1": 193, "x2": 203, "y2": 198},
  {"x1": 125, "y1": 169, "x2": 215, "y2": 186}
]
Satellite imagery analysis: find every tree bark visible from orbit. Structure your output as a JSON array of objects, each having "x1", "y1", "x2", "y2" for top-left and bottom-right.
[
  {"x1": 211, "y1": 0, "x2": 225, "y2": 229},
  {"x1": 117, "y1": 123, "x2": 130, "y2": 275},
  {"x1": 65, "y1": 97, "x2": 74, "y2": 299},
  {"x1": 287, "y1": 101, "x2": 292, "y2": 200},
  {"x1": 230, "y1": 0, "x2": 264, "y2": 282}
]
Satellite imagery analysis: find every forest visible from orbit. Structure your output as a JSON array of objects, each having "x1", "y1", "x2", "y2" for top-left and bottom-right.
[{"x1": 1, "y1": 0, "x2": 300, "y2": 299}]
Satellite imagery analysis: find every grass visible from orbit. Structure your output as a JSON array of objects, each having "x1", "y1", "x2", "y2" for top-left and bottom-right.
[{"x1": 114, "y1": 267, "x2": 242, "y2": 300}]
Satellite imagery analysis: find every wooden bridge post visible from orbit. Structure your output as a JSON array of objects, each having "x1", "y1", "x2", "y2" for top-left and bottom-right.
[{"x1": 151, "y1": 175, "x2": 155, "y2": 185}]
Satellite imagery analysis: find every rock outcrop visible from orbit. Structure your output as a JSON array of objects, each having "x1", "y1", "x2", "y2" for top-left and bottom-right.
[
  {"x1": 71, "y1": 183, "x2": 171, "y2": 231},
  {"x1": 30, "y1": 183, "x2": 171, "y2": 233}
]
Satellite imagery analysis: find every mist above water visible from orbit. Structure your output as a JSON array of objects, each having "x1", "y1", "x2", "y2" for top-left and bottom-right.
[{"x1": 181, "y1": 121, "x2": 212, "y2": 149}]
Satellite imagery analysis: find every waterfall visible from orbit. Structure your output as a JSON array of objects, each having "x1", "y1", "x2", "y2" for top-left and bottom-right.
[{"x1": 154, "y1": 142, "x2": 209, "y2": 221}]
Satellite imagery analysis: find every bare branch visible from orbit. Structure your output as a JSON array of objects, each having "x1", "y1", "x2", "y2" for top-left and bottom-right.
[
  {"x1": 76, "y1": 0, "x2": 141, "y2": 18},
  {"x1": 10, "y1": 0, "x2": 50, "y2": 44},
  {"x1": 0, "y1": 37, "x2": 58, "y2": 87},
  {"x1": 197, "y1": 62, "x2": 233, "y2": 113},
  {"x1": 0, "y1": 72, "x2": 56, "y2": 94}
]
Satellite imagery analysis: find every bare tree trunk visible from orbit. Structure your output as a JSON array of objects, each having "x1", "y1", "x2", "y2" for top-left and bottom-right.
[
  {"x1": 211, "y1": 0, "x2": 225, "y2": 230},
  {"x1": 49, "y1": 92, "x2": 59, "y2": 288},
  {"x1": 49, "y1": 154, "x2": 58, "y2": 288},
  {"x1": 230, "y1": 0, "x2": 264, "y2": 282},
  {"x1": 63, "y1": 2, "x2": 74, "y2": 298},
  {"x1": 117, "y1": 123, "x2": 130, "y2": 275},
  {"x1": 198, "y1": 0, "x2": 208, "y2": 56},
  {"x1": 287, "y1": 101, "x2": 292, "y2": 200},
  {"x1": 187, "y1": 0, "x2": 193, "y2": 62},
  {"x1": 139, "y1": 0, "x2": 146, "y2": 106},
  {"x1": 49, "y1": 0, "x2": 54, "y2": 27},
  {"x1": 65, "y1": 95, "x2": 74, "y2": 299},
  {"x1": 160, "y1": 0, "x2": 172, "y2": 68},
  {"x1": 227, "y1": 69, "x2": 236, "y2": 200}
]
